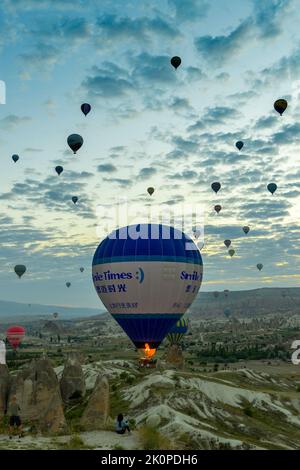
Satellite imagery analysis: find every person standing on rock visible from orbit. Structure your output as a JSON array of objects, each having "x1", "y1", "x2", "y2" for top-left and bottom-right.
[
  {"x1": 115, "y1": 413, "x2": 131, "y2": 435},
  {"x1": 8, "y1": 396, "x2": 23, "y2": 438}
]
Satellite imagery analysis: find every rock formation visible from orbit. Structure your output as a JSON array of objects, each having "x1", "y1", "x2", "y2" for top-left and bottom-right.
[
  {"x1": 60, "y1": 353, "x2": 86, "y2": 402},
  {"x1": 0, "y1": 365, "x2": 10, "y2": 417},
  {"x1": 80, "y1": 375, "x2": 109, "y2": 430}
]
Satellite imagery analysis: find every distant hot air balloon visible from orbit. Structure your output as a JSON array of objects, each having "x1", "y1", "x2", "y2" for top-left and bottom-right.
[
  {"x1": 53, "y1": 312, "x2": 59, "y2": 319},
  {"x1": 214, "y1": 205, "x2": 222, "y2": 214},
  {"x1": 166, "y1": 317, "x2": 189, "y2": 345},
  {"x1": 236, "y1": 141, "x2": 244, "y2": 151},
  {"x1": 224, "y1": 307, "x2": 231, "y2": 319},
  {"x1": 92, "y1": 223, "x2": 203, "y2": 358},
  {"x1": 228, "y1": 249, "x2": 235, "y2": 258},
  {"x1": 267, "y1": 183, "x2": 277, "y2": 195},
  {"x1": 14, "y1": 265, "x2": 26, "y2": 278},
  {"x1": 80, "y1": 267, "x2": 84, "y2": 273},
  {"x1": 170, "y1": 56, "x2": 181, "y2": 70},
  {"x1": 243, "y1": 226, "x2": 250, "y2": 235},
  {"x1": 224, "y1": 239, "x2": 231, "y2": 248},
  {"x1": 147, "y1": 187, "x2": 154, "y2": 196},
  {"x1": 72, "y1": 196, "x2": 78, "y2": 204},
  {"x1": 67, "y1": 134, "x2": 83, "y2": 154},
  {"x1": 6, "y1": 326, "x2": 25, "y2": 351},
  {"x1": 81, "y1": 103, "x2": 91, "y2": 116},
  {"x1": 257, "y1": 263, "x2": 263, "y2": 271},
  {"x1": 55, "y1": 165, "x2": 63, "y2": 176},
  {"x1": 274, "y1": 99, "x2": 287, "y2": 116},
  {"x1": 211, "y1": 182, "x2": 221, "y2": 194},
  {"x1": 66, "y1": 282, "x2": 71, "y2": 288},
  {"x1": 224, "y1": 289, "x2": 229, "y2": 298},
  {"x1": 12, "y1": 154, "x2": 19, "y2": 163}
]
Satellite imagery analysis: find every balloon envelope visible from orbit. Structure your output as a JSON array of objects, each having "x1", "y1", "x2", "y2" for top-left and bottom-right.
[
  {"x1": 53, "y1": 312, "x2": 59, "y2": 319},
  {"x1": 147, "y1": 187, "x2": 154, "y2": 196},
  {"x1": 214, "y1": 205, "x2": 222, "y2": 214},
  {"x1": 211, "y1": 182, "x2": 221, "y2": 194},
  {"x1": 224, "y1": 239, "x2": 231, "y2": 248},
  {"x1": 12, "y1": 154, "x2": 19, "y2": 163},
  {"x1": 6, "y1": 326, "x2": 25, "y2": 350},
  {"x1": 66, "y1": 282, "x2": 71, "y2": 288},
  {"x1": 92, "y1": 224, "x2": 203, "y2": 353},
  {"x1": 72, "y1": 196, "x2": 78, "y2": 204},
  {"x1": 267, "y1": 183, "x2": 277, "y2": 195},
  {"x1": 274, "y1": 99, "x2": 287, "y2": 115},
  {"x1": 81, "y1": 103, "x2": 91, "y2": 116},
  {"x1": 243, "y1": 226, "x2": 250, "y2": 234},
  {"x1": 14, "y1": 265, "x2": 26, "y2": 278},
  {"x1": 167, "y1": 317, "x2": 189, "y2": 345},
  {"x1": 257, "y1": 263, "x2": 263, "y2": 271},
  {"x1": 80, "y1": 267, "x2": 84, "y2": 272},
  {"x1": 236, "y1": 141, "x2": 244, "y2": 150},
  {"x1": 55, "y1": 165, "x2": 63, "y2": 175},
  {"x1": 228, "y1": 249, "x2": 235, "y2": 257},
  {"x1": 170, "y1": 56, "x2": 181, "y2": 69},
  {"x1": 67, "y1": 134, "x2": 83, "y2": 154}
]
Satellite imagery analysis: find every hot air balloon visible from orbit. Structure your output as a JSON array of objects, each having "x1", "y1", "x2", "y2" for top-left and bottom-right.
[
  {"x1": 236, "y1": 141, "x2": 244, "y2": 151},
  {"x1": 166, "y1": 317, "x2": 189, "y2": 345},
  {"x1": 267, "y1": 183, "x2": 277, "y2": 195},
  {"x1": 228, "y1": 249, "x2": 235, "y2": 258},
  {"x1": 213, "y1": 291, "x2": 219, "y2": 298},
  {"x1": 257, "y1": 263, "x2": 263, "y2": 271},
  {"x1": 274, "y1": 99, "x2": 287, "y2": 116},
  {"x1": 14, "y1": 265, "x2": 26, "y2": 278},
  {"x1": 224, "y1": 239, "x2": 231, "y2": 248},
  {"x1": 214, "y1": 205, "x2": 222, "y2": 214},
  {"x1": 66, "y1": 282, "x2": 71, "y2": 288},
  {"x1": 53, "y1": 312, "x2": 59, "y2": 319},
  {"x1": 81, "y1": 103, "x2": 91, "y2": 116},
  {"x1": 6, "y1": 326, "x2": 25, "y2": 351},
  {"x1": 147, "y1": 187, "x2": 154, "y2": 196},
  {"x1": 92, "y1": 223, "x2": 203, "y2": 359},
  {"x1": 55, "y1": 165, "x2": 63, "y2": 175},
  {"x1": 170, "y1": 56, "x2": 181, "y2": 69},
  {"x1": 67, "y1": 134, "x2": 83, "y2": 154},
  {"x1": 80, "y1": 267, "x2": 84, "y2": 273},
  {"x1": 224, "y1": 307, "x2": 231, "y2": 319},
  {"x1": 211, "y1": 182, "x2": 221, "y2": 194},
  {"x1": 72, "y1": 196, "x2": 78, "y2": 204},
  {"x1": 12, "y1": 154, "x2": 19, "y2": 163},
  {"x1": 224, "y1": 289, "x2": 229, "y2": 298},
  {"x1": 243, "y1": 226, "x2": 250, "y2": 234}
]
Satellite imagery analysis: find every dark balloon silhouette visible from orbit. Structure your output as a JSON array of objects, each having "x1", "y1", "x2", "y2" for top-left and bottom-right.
[
  {"x1": 228, "y1": 249, "x2": 235, "y2": 258},
  {"x1": 211, "y1": 182, "x2": 221, "y2": 193},
  {"x1": 14, "y1": 265, "x2": 26, "y2": 278},
  {"x1": 214, "y1": 204, "x2": 222, "y2": 214},
  {"x1": 72, "y1": 196, "x2": 78, "y2": 204},
  {"x1": 257, "y1": 263, "x2": 263, "y2": 271},
  {"x1": 147, "y1": 187, "x2": 154, "y2": 196},
  {"x1": 170, "y1": 56, "x2": 181, "y2": 69},
  {"x1": 267, "y1": 183, "x2": 277, "y2": 195},
  {"x1": 66, "y1": 282, "x2": 71, "y2": 288},
  {"x1": 12, "y1": 154, "x2": 19, "y2": 163},
  {"x1": 274, "y1": 99, "x2": 287, "y2": 116},
  {"x1": 243, "y1": 226, "x2": 250, "y2": 234},
  {"x1": 224, "y1": 289, "x2": 229, "y2": 298},
  {"x1": 224, "y1": 239, "x2": 231, "y2": 248},
  {"x1": 80, "y1": 267, "x2": 84, "y2": 273},
  {"x1": 67, "y1": 134, "x2": 83, "y2": 154},
  {"x1": 81, "y1": 103, "x2": 91, "y2": 116},
  {"x1": 55, "y1": 165, "x2": 63, "y2": 175},
  {"x1": 236, "y1": 141, "x2": 244, "y2": 151}
]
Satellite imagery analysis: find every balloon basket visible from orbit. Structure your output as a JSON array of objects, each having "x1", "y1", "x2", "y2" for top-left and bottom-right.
[{"x1": 138, "y1": 357, "x2": 157, "y2": 369}]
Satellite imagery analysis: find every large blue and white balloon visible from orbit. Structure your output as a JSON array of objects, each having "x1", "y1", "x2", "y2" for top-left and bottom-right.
[{"x1": 92, "y1": 224, "x2": 203, "y2": 354}]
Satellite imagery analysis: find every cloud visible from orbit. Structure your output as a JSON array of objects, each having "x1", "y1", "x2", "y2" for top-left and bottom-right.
[
  {"x1": 97, "y1": 163, "x2": 117, "y2": 173},
  {"x1": 252, "y1": 0, "x2": 292, "y2": 39},
  {"x1": 0, "y1": 114, "x2": 31, "y2": 130},
  {"x1": 138, "y1": 167, "x2": 157, "y2": 180},
  {"x1": 103, "y1": 177, "x2": 132, "y2": 188},
  {"x1": 169, "y1": 170, "x2": 198, "y2": 180},
  {"x1": 271, "y1": 122, "x2": 300, "y2": 145},
  {"x1": 168, "y1": 0, "x2": 209, "y2": 22},
  {"x1": 194, "y1": 20, "x2": 253, "y2": 66},
  {"x1": 95, "y1": 14, "x2": 180, "y2": 47},
  {"x1": 188, "y1": 106, "x2": 242, "y2": 131},
  {"x1": 254, "y1": 115, "x2": 278, "y2": 129},
  {"x1": 82, "y1": 63, "x2": 134, "y2": 98}
]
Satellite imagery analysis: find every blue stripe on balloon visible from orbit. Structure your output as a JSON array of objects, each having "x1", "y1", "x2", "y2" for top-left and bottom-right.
[{"x1": 93, "y1": 255, "x2": 202, "y2": 265}]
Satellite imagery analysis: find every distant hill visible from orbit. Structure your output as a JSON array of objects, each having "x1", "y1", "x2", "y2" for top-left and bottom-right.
[
  {"x1": 0, "y1": 299, "x2": 103, "y2": 322},
  {"x1": 191, "y1": 287, "x2": 300, "y2": 318}
]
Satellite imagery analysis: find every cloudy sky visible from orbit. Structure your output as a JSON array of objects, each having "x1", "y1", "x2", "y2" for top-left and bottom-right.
[{"x1": 0, "y1": 0, "x2": 300, "y2": 308}]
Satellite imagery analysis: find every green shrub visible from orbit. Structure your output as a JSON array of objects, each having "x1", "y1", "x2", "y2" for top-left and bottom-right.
[{"x1": 138, "y1": 426, "x2": 173, "y2": 450}]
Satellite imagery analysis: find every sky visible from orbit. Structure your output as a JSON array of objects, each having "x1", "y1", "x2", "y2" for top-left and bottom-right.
[{"x1": 0, "y1": 0, "x2": 300, "y2": 308}]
